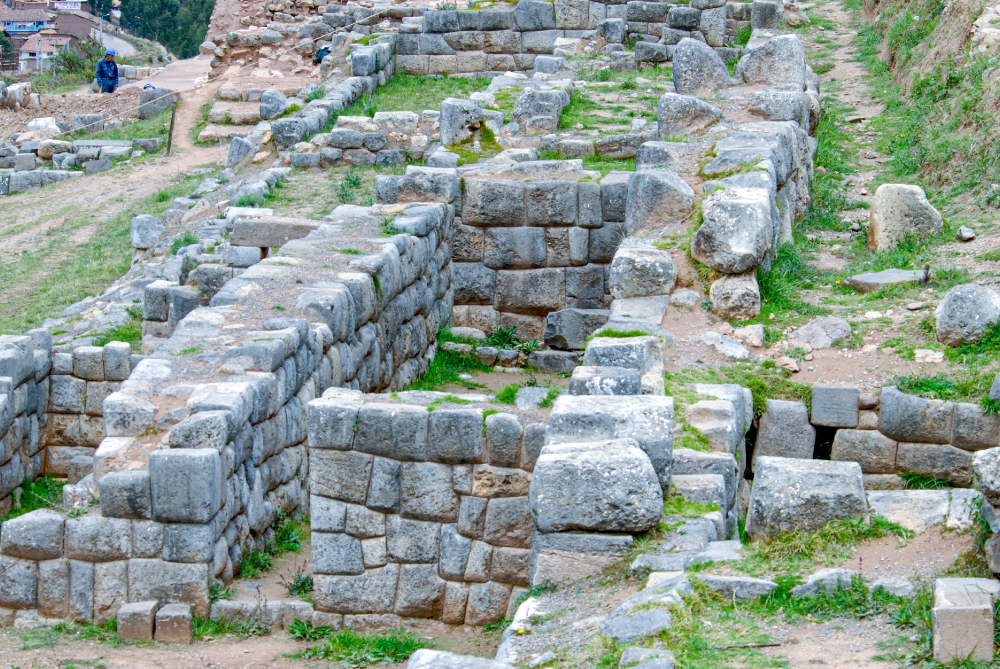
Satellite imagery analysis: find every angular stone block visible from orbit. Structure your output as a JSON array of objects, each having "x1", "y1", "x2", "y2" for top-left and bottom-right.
[
  {"x1": 149, "y1": 448, "x2": 222, "y2": 524},
  {"x1": 401, "y1": 462, "x2": 460, "y2": 522},
  {"x1": 932, "y1": 578, "x2": 999, "y2": 664},
  {"x1": 752, "y1": 399, "x2": 815, "y2": 467},
  {"x1": 155, "y1": 603, "x2": 193, "y2": 644},
  {"x1": 879, "y1": 387, "x2": 954, "y2": 444},
  {"x1": 811, "y1": 386, "x2": 860, "y2": 428},
  {"x1": 118, "y1": 600, "x2": 159, "y2": 643},
  {"x1": 831, "y1": 429, "x2": 898, "y2": 475},
  {"x1": 0, "y1": 509, "x2": 64, "y2": 560},
  {"x1": 896, "y1": 442, "x2": 974, "y2": 487},
  {"x1": 314, "y1": 564, "x2": 400, "y2": 614}
]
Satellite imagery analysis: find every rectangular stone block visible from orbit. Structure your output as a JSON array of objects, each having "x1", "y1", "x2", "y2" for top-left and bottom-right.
[
  {"x1": 484, "y1": 227, "x2": 547, "y2": 270},
  {"x1": 38, "y1": 558, "x2": 71, "y2": 618},
  {"x1": 128, "y1": 559, "x2": 210, "y2": 617},
  {"x1": 932, "y1": 578, "x2": 999, "y2": 663},
  {"x1": 401, "y1": 462, "x2": 460, "y2": 522},
  {"x1": 810, "y1": 386, "x2": 860, "y2": 428},
  {"x1": 427, "y1": 409, "x2": 485, "y2": 464},
  {"x1": 528, "y1": 532, "x2": 633, "y2": 586},
  {"x1": 306, "y1": 399, "x2": 361, "y2": 450},
  {"x1": 831, "y1": 429, "x2": 898, "y2": 474},
  {"x1": 311, "y1": 449, "x2": 374, "y2": 503},
  {"x1": 753, "y1": 399, "x2": 815, "y2": 467},
  {"x1": 118, "y1": 600, "x2": 159, "y2": 643},
  {"x1": 354, "y1": 403, "x2": 428, "y2": 461},
  {"x1": 155, "y1": 603, "x2": 193, "y2": 644},
  {"x1": 314, "y1": 564, "x2": 400, "y2": 614},
  {"x1": 313, "y1": 531, "x2": 364, "y2": 575},
  {"x1": 386, "y1": 515, "x2": 440, "y2": 562},
  {"x1": 495, "y1": 269, "x2": 566, "y2": 316},
  {"x1": 463, "y1": 180, "x2": 526, "y2": 226},
  {"x1": 149, "y1": 448, "x2": 223, "y2": 523},
  {"x1": 94, "y1": 560, "x2": 128, "y2": 622},
  {"x1": 896, "y1": 442, "x2": 974, "y2": 487}
]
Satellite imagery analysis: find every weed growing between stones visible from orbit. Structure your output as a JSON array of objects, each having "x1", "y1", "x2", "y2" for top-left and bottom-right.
[
  {"x1": 291, "y1": 628, "x2": 428, "y2": 665},
  {"x1": 208, "y1": 582, "x2": 234, "y2": 604},
  {"x1": 238, "y1": 512, "x2": 304, "y2": 579},
  {"x1": 538, "y1": 387, "x2": 562, "y2": 409},
  {"x1": 0, "y1": 476, "x2": 65, "y2": 524},
  {"x1": 288, "y1": 619, "x2": 331, "y2": 641},
  {"x1": 899, "y1": 472, "x2": 951, "y2": 490},
  {"x1": 665, "y1": 362, "x2": 812, "y2": 419},
  {"x1": 338, "y1": 74, "x2": 491, "y2": 119},
  {"x1": 893, "y1": 370, "x2": 998, "y2": 412},
  {"x1": 494, "y1": 383, "x2": 522, "y2": 405},
  {"x1": 735, "y1": 516, "x2": 913, "y2": 576},
  {"x1": 71, "y1": 108, "x2": 172, "y2": 145},
  {"x1": 674, "y1": 422, "x2": 713, "y2": 452},
  {"x1": 169, "y1": 230, "x2": 200, "y2": 255},
  {"x1": 193, "y1": 609, "x2": 271, "y2": 640},
  {"x1": 403, "y1": 332, "x2": 493, "y2": 391},
  {"x1": 663, "y1": 494, "x2": 720, "y2": 518}
]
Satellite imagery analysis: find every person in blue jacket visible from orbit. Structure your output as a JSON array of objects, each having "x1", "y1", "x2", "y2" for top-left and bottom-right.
[{"x1": 96, "y1": 49, "x2": 119, "y2": 94}]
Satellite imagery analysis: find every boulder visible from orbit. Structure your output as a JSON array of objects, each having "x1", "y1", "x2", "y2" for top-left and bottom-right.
[
  {"x1": 691, "y1": 188, "x2": 774, "y2": 273},
  {"x1": 543, "y1": 308, "x2": 609, "y2": 350},
  {"x1": 624, "y1": 169, "x2": 695, "y2": 232},
  {"x1": 529, "y1": 440, "x2": 663, "y2": 533},
  {"x1": 935, "y1": 283, "x2": 1000, "y2": 346},
  {"x1": 440, "y1": 97, "x2": 482, "y2": 146},
  {"x1": 787, "y1": 316, "x2": 851, "y2": 349},
  {"x1": 37, "y1": 139, "x2": 72, "y2": 160},
  {"x1": 130, "y1": 215, "x2": 165, "y2": 250},
  {"x1": 790, "y1": 568, "x2": 854, "y2": 597},
  {"x1": 709, "y1": 273, "x2": 760, "y2": 320},
  {"x1": 512, "y1": 89, "x2": 570, "y2": 135},
  {"x1": 694, "y1": 574, "x2": 777, "y2": 600},
  {"x1": 867, "y1": 184, "x2": 943, "y2": 251},
  {"x1": 138, "y1": 88, "x2": 177, "y2": 120},
  {"x1": 657, "y1": 93, "x2": 722, "y2": 139},
  {"x1": 672, "y1": 38, "x2": 731, "y2": 96},
  {"x1": 746, "y1": 457, "x2": 867, "y2": 539},
  {"x1": 597, "y1": 18, "x2": 626, "y2": 43},
  {"x1": 609, "y1": 245, "x2": 678, "y2": 298},
  {"x1": 635, "y1": 142, "x2": 678, "y2": 170},
  {"x1": 736, "y1": 34, "x2": 807, "y2": 88},
  {"x1": 260, "y1": 89, "x2": 288, "y2": 120}
]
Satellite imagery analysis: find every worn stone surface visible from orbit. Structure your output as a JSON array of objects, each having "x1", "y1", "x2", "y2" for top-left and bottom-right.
[
  {"x1": 692, "y1": 188, "x2": 773, "y2": 274},
  {"x1": 736, "y1": 34, "x2": 806, "y2": 87},
  {"x1": 609, "y1": 245, "x2": 677, "y2": 298},
  {"x1": 624, "y1": 169, "x2": 695, "y2": 232},
  {"x1": 672, "y1": 38, "x2": 730, "y2": 95},
  {"x1": 709, "y1": 273, "x2": 760, "y2": 320},
  {"x1": 868, "y1": 184, "x2": 943, "y2": 251},
  {"x1": 932, "y1": 578, "x2": 999, "y2": 664},
  {"x1": 753, "y1": 399, "x2": 815, "y2": 467},
  {"x1": 831, "y1": 429, "x2": 898, "y2": 474},
  {"x1": 788, "y1": 317, "x2": 852, "y2": 350},
  {"x1": 935, "y1": 283, "x2": 1000, "y2": 346},
  {"x1": 879, "y1": 387, "x2": 954, "y2": 444},
  {"x1": 811, "y1": 386, "x2": 860, "y2": 428},
  {"x1": 866, "y1": 490, "x2": 950, "y2": 534},
  {"x1": 530, "y1": 440, "x2": 663, "y2": 533},
  {"x1": 747, "y1": 457, "x2": 867, "y2": 539},
  {"x1": 657, "y1": 93, "x2": 722, "y2": 138},
  {"x1": 896, "y1": 442, "x2": 974, "y2": 487},
  {"x1": 694, "y1": 574, "x2": 777, "y2": 600}
]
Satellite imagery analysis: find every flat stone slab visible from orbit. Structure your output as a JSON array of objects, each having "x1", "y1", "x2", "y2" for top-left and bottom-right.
[
  {"x1": 600, "y1": 609, "x2": 673, "y2": 643},
  {"x1": 691, "y1": 540, "x2": 742, "y2": 564},
  {"x1": 844, "y1": 268, "x2": 924, "y2": 294},
  {"x1": 866, "y1": 490, "x2": 950, "y2": 534},
  {"x1": 694, "y1": 574, "x2": 778, "y2": 600},
  {"x1": 630, "y1": 552, "x2": 692, "y2": 572},
  {"x1": 72, "y1": 140, "x2": 134, "y2": 150},
  {"x1": 230, "y1": 216, "x2": 321, "y2": 247}
]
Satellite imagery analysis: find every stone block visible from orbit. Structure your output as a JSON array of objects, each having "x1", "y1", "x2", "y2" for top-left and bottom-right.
[
  {"x1": 311, "y1": 449, "x2": 374, "y2": 503},
  {"x1": 401, "y1": 462, "x2": 460, "y2": 522},
  {"x1": 528, "y1": 532, "x2": 633, "y2": 586},
  {"x1": 463, "y1": 179, "x2": 525, "y2": 226},
  {"x1": 951, "y1": 402, "x2": 1000, "y2": 451},
  {"x1": 544, "y1": 308, "x2": 610, "y2": 350},
  {"x1": 127, "y1": 559, "x2": 209, "y2": 617},
  {"x1": 747, "y1": 457, "x2": 867, "y2": 539},
  {"x1": 155, "y1": 603, "x2": 193, "y2": 644},
  {"x1": 427, "y1": 409, "x2": 485, "y2": 464},
  {"x1": 37, "y1": 559, "x2": 70, "y2": 618},
  {"x1": 831, "y1": 429, "x2": 898, "y2": 474},
  {"x1": 314, "y1": 564, "x2": 400, "y2": 614},
  {"x1": 484, "y1": 227, "x2": 546, "y2": 269},
  {"x1": 896, "y1": 442, "x2": 974, "y2": 487},
  {"x1": 811, "y1": 386, "x2": 859, "y2": 428},
  {"x1": 149, "y1": 448, "x2": 222, "y2": 523},
  {"x1": 346, "y1": 505, "x2": 386, "y2": 538},
  {"x1": 312, "y1": 531, "x2": 364, "y2": 575},
  {"x1": 118, "y1": 601, "x2": 159, "y2": 643},
  {"x1": 495, "y1": 268, "x2": 567, "y2": 316},
  {"x1": 465, "y1": 581, "x2": 512, "y2": 625},
  {"x1": 932, "y1": 578, "x2": 999, "y2": 664},
  {"x1": 386, "y1": 516, "x2": 440, "y2": 562},
  {"x1": 99, "y1": 470, "x2": 152, "y2": 519},
  {"x1": 64, "y1": 515, "x2": 131, "y2": 561},
  {"x1": 753, "y1": 399, "x2": 814, "y2": 467},
  {"x1": 879, "y1": 387, "x2": 954, "y2": 444},
  {"x1": 530, "y1": 440, "x2": 662, "y2": 533},
  {"x1": 458, "y1": 496, "x2": 488, "y2": 538},
  {"x1": 0, "y1": 556, "x2": 37, "y2": 609},
  {"x1": 484, "y1": 497, "x2": 533, "y2": 548},
  {"x1": 568, "y1": 365, "x2": 642, "y2": 396},
  {"x1": 0, "y1": 509, "x2": 63, "y2": 560},
  {"x1": 394, "y1": 563, "x2": 446, "y2": 618},
  {"x1": 866, "y1": 490, "x2": 950, "y2": 534},
  {"x1": 453, "y1": 263, "x2": 497, "y2": 305},
  {"x1": 94, "y1": 560, "x2": 128, "y2": 622},
  {"x1": 486, "y1": 413, "x2": 522, "y2": 468},
  {"x1": 582, "y1": 336, "x2": 660, "y2": 372},
  {"x1": 624, "y1": 169, "x2": 695, "y2": 232},
  {"x1": 354, "y1": 403, "x2": 428, "y2": 461}
]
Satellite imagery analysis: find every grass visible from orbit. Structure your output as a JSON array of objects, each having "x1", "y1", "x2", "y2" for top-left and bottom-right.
[
  {"x1": 674, "y1": 422, "x2": 712, "y2": 452},
  {"x1": 735, "y1": 516, "x2": 913, "y2": 576},
  {"x1": 893, "y1": 371, "x2": 997, "y2": 410},
  {"x1": 494, "y1": 383, "x2": 522, "y2": 405},
  {"x1": 663, "y1": 493, "x2": 720, "y2": 518},
  {"x1": 538, "y1": 386, "x2": 562, "y2": 409},
  {"x1": 450, "y1": 127, "x2": 504, "y2": 165},
  {"x1": 91, "y1": 304, "x2": 143, "y2": 352},
  {"x1": 20, "y1": 619, "x2": 120, "y2": 650},
  {"x1": 899, "y1": 472, "x2": 950, "y2": 490},
  {"x1": 0, "y1": 172, "x2": 204, "y2": 334},
  {"x1": 291, "y1": 628, "x2": 429, "y2": 666},
  {"x1": 591, "y1": 328, "x2": 649, "y2": 339},
  {"x1": 0, "y1": 476, "x2": 66, "y2": 525},
  {"x1": 72, "y1": 107, "x2": 172, "y2": 144},
  {"x1": 340, "y1": 74, "x2": 490, "y2": 117},
  {"x1": 193, "y1": 608, "x2": 271, "y2": 640},
  {"x1": 403, "y1": 332, "x2": 493, "y2": 391},
  {"x1": 169, "y1": 230, "x2": 200, "y2": 255},
  {"x1": 191, "y1": 103, "x2": 212, "y2": 145},
  {"x1": 664, "y1": 361, "x2": 813, "y2": 420},
  {"x1": 237, "y1": 512, "x2": 304, "y2": 579}
]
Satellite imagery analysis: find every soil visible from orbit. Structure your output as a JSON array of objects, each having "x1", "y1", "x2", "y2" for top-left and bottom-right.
[
  {"x1": 762, "y1": 618, "x2": 897, "y2": 669},
  {"x1": 844, "y1": 526, "x2": 976, "y2": 581}
]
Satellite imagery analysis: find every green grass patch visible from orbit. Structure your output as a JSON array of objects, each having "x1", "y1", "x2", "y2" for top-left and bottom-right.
[
  {"x1": 1, "y1": 476, "x2": 66, "y2": 525},
  {"x1": 291, "y1": 628, "x2": 428, "y2": 665},
  {"x1": 73, "y1": 107, "x2": 172, "y2": 144},
  {"x1": 539, "y1": 386, "x2": 562, "y2": 409},
  {"x1": 91, "y1": 304, "x2": 143, "y2": 352},
  {"x1": 736, "y1": 516, "x2": 913, "y2": 576},
  {"x1": 591, "y1": 328, "x2": 649, "y2": 339},
  {"x1": 894, "y1": 370, "x2": 996, "y2": 407},
  {"x1": 900, "y1": 472, "x2": 950, "y2": 490},
  {"x1": 663, "y1": 493, "x2": 720, "y2": 518},
  {"x1": 340, "y1": 74, "x2": 490, "y2": 117},
  {"x1": 169, "y1": 230, "x2": 200, "y2": 255},
  {"x1": 0, "y1": 173, "x2": 203, "y2": 334},
  {"x1": 20, "y1": 619, "x2": 121, "y2": 650},
  {"x1": 237, "y1": 512, "x2": 303, "y2": 579},
  {"x1": 403, "y1": 330, "x2": 493, "y2": 391},
  {"x1": 664, "y1": 362, "x2": 812, "y2": 420},
  {"x1": 494, "y1": 383, "x2": 522, "y2": 405},
  {"x1": 674, "y1": 422, "x2": 712, "y2": 452},
  {"x1": 193, "y1": 609, "x2": 271, "y2": 640}
]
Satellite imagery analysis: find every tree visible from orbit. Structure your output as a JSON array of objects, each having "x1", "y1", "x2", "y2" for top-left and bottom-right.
[{"x1": 118, "y1": 0, "x2": 215, "y2": 58}]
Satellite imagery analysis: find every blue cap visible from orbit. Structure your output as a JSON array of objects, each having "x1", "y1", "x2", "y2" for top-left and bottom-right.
[{"x1": 105, "y1": 48, "x2": 116, "y2": 56}]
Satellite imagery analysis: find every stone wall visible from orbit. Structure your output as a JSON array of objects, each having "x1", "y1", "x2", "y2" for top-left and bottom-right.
[
  {"x1": 448, "y1": 172, "x2": 623, "y2": 342},
  {"x1": 305, "y1": 395, "x2": 545, "y2": 625},
  {"x1": 0, "y1": 202, "x2": 454, "y2": 623},
  {"x1": 0, "y1": 331, "x2": 50, "y2": 516}
]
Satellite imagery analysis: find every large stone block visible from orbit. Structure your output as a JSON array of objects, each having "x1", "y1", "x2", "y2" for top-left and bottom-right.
[
  {"x1": 879, "y1": 387, "x2": 954, "y2": 444},
  {"x1": 354, "y1": 404, "x2": 428, "y2": 461},
  {"x1": 149, "y1": 448, "x2": 223, "y2": 523},
  {"x1": 624, "y1": 169, "x2": 695, "y2": 232},
  {"x1": 495, "y1": 269, "x2": 566, "y2": 316},
  {"x1": 736, "y1": 34, "x2": 806, "y2": 88},
  {"x1": 465, "y1": 581, "x2": 512, "y2": 625},
  {"x1": 0, "y1": 509, "x2": 63, "y2": 560},
  {"x1": 313, "y1": 532, "x2": 364, "y2": 575},
  {"x1": 463, "y1": 179, "x2": 525, "y2": 226},
  {"x1": 484, "y1": 497, "x2": 533, "y2": 547},
  {"x1": 935, "y1": 283, "x2": 1000, "y2": 347},
  {"x1": 609, "y1": 245, "x2": 677, "y2": 298},
  {"x1": 484, "y1": 227, "x2": 546, "y2": 269},
  {"x1": 543, "y1": 308, "x2": 609, "y2": 350},
  {"x1": 831, "y1": 429, "x2": 898, "y2": 474},
  {"x1": 485, "y1": 413, "x2": 523, "y2": 468},
  {"x1": 386, "y1": 515, "x2": 440, "y2": 562},
  {"x1": 530, "y1": 440, "x2": 663, "y2": 533},
  {"x1": 64, "y1": 516, "x2": 131, "y2": 561},
  {"x1": 314, "y1": 564, "x2": 400, "y2": 614},
  {"x1": 672, "y1": 37, "x2": 730, "y2": 95},
  {"x1": 811, "y1": 386, "x2": 860, "y2": 428},
  {"x1": 401, "y1": 462, "x2": 460, "y2": 522},
  {"x1": 155, "y1": 603, "x2": 193, "y2": 644},
  {"x1": 691, "y1": 187, "x2": 773, "y2": 274},
  {"x1": 311, "y1": 450, "x2": 374, "y2": 504},
  {"x1": 753, "y1": 399, "x2": 814, "y2": 467},
  {"x1": 528, "y1": 532, "x2": 633, "y2": 586},
  {"x1": 746, "y1": 457, "x2": 867, "y2": 539},
  {"x1": 117, "y1": 601, "x2": 159, "y2": 643},
  {"x1": 394, "y1": 563, "x2": 446, "y2": 617},
  {"x1": 453, "y1": 263, "x2": 497, "y2": 305},
  {"x1": 0, "y1": 556, "x2": 37, "y2": 609},
  {"x1": 951, "y1": 402, "x2": 1000, "y2": 451},
  {"x1": 867, "y1": 184, "x2": 943, "y2": 252},
  {"x1": 128, "y1": 559, "x2": 210, "y2": 616},
  {"x1": 896, "y1": 442, "x2": 974, "y2": 487},
  {"x1": 932, "y1": 578, "x2": 999, "y2": 664},
  {"x1": 546, "y1": 395, "x2": 673, "y2": 487}
]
